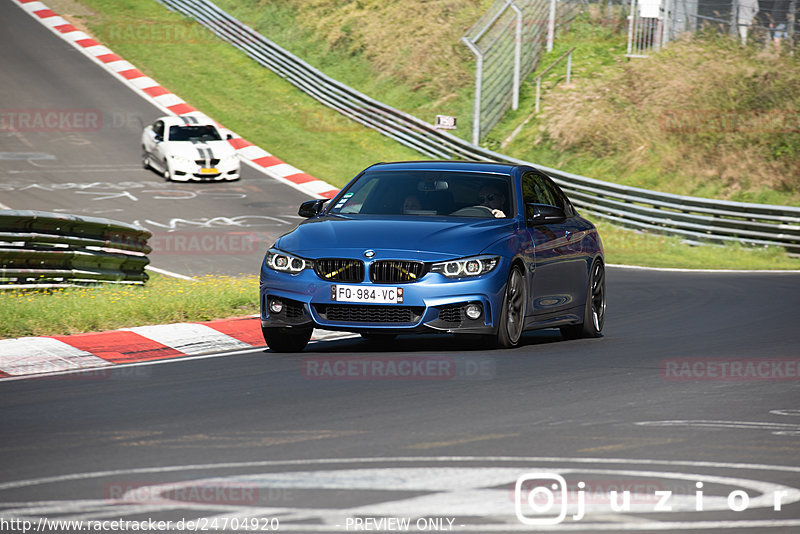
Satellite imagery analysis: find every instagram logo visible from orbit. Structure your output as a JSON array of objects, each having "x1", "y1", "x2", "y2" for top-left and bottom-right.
[{"x1": 514, "y1": 473, "x2": 568, "y2": 525}]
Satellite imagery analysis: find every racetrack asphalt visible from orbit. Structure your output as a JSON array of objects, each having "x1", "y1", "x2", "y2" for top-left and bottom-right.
[{"x1": 0, "y1": 0, "x2": 313, "y2": 278}]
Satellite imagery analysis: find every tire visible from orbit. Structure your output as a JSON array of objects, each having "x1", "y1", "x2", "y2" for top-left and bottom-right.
[
  {"x1": 491, "y1": 265, "x2": 526, "y2": 349},
  {"x1": 163, "y1": 166, "x2": 171, "y2": 181},
  {"x1": 561, "y1": 259, "x2": 605, "y2": 339},
  {"x1": 142, "y1": 151, "x2": 151, "y2": 170},
  {"x1": 262, "y1": 326, "x2": 312, "y2": 353}
]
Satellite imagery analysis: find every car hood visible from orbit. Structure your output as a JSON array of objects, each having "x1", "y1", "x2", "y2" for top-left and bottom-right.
[
  {"x1": 163, "y1": 140, "x2": 235, "y2": 159},
  {"x1": 276, "y1": 216, "x2": 518, "y2": 261}
]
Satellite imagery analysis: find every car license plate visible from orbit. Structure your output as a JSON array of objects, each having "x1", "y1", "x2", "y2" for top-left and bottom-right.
[
  {"x1": 199, "y1": 167, "x2": 219, "y2": 174},
  {"x1": 331, "y1": 285, "x2": 403, "y2": 304}
]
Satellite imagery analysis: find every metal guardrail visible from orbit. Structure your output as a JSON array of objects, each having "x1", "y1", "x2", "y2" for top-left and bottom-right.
[
  {"x1": 0, "y1": 210, "x2": 152, "y2": 286},
  {"x1": 158, "y1": 0, "x2": 800, "y2": 253}
]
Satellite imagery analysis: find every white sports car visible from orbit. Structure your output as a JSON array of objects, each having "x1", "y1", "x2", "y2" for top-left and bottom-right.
[{"x1": 141, "y1": 115, "x2": 240, "y2": 182}]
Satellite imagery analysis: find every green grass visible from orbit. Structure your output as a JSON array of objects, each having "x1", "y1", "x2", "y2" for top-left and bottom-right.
[
  {"x1": 56, "y1": 0, "x2": 800, "y2": 276},
  {"x1": 75, "y1": 0, "x2": 423, "y2": 188},
  {"x1": 210, "y1": 0, "x2": 483, "y2": 142},
  {"x1": 489, "y1": 13, "x2": 800, "y2": 206},
  {"x1": 0, "y1": 274, "x2": 259, "y2": 339},
  {"x1": 589, "y1": 217, "x2": 800, "y2": 269}
]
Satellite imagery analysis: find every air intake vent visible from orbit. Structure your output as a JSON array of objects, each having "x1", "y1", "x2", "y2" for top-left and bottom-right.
[
  {"x1": 315, "y1": 305, "x2": 424, "y2": 324},
  {"x1": 313, "y1": 259, "x2": 364, "y2": 282},
  {"x1": 370, "y1": 260, "x2": 425, "y2": 284}
]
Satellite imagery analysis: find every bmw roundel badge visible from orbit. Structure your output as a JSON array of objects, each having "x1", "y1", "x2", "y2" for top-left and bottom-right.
[{"x1": 364, "y1": 250, "x2": 375, "y2": 258}]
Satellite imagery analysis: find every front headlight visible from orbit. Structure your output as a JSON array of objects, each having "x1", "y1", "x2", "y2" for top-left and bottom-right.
[
  {"x1": 430, "y1": 255, "x2": 499, "y2": 279},
  {"x1": 265, "y1": 248, "x2": 310, "y2": 274}
]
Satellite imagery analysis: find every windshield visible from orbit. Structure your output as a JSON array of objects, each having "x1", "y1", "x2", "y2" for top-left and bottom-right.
[
  {"x1": 168, "y1": 125, "x2": 222, "y2": 142},
  {"x1": 328, "y1": 170, "x2": 514, "y2": 218}
]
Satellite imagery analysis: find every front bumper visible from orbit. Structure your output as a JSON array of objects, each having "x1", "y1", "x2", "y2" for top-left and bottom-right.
[
  {"x1": 259, "y1": 260, "x2": 510, "y2": 335},
  {"x1": 170, "y1": 159, "x2": 240, "y2": 182}
]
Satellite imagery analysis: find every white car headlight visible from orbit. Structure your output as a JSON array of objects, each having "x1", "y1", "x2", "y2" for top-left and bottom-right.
[
  {"x1": 431, "y1": 255, "x2": 499, "y2": 279},
  {"x1": 265, "y1": 248, "x2": 310, "y2": 274}
]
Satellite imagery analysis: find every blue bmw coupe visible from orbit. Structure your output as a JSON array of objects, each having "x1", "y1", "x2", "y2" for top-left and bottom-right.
[{"x1": 259, "y1": 161, "x2": 605, "y2": 352}]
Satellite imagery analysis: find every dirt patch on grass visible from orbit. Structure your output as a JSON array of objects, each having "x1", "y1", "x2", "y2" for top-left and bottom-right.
[{"x1": 44, "y1": 0, "x2": 98, "y2": 36}]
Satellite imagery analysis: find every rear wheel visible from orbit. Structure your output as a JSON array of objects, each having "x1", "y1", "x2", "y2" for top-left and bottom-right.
[
  {"x1": 491, "y1": 266, "x2": 526, "y2": 349},
  {"x1": 561, "y1": 259, "x2": 605, "y2": 339},
  {"x1": 142, "y1": 151, "x2": 151, "y2": 170},
  {"x1": 262, "y1": 326, "x2": 312, "y2": 353}
]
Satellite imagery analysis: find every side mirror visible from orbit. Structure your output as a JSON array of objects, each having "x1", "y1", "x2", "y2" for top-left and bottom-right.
[
  {"x1": 154, "y1": 134, "x2": 163, "y2": 143},
  {"x1": 226, "y1": 133, "x2": 234, "y2": 140},
  {"x1": 527, "y1": 203, "x2": 566, "y2": 224},
  {"x1": 298, "y1": 199, "x2": 327, "y2": 218}
]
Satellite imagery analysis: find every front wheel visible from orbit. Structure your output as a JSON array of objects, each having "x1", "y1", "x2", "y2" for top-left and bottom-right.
[
  {"x1": 491, "y1": 265, "x2": 526, "y2": 349},
  {"x1": 262, "y1": 326, "x2": 312, "y2": 353},
  {"x1": 561, "y1": 259, "x2": 605, "y2": 339}
]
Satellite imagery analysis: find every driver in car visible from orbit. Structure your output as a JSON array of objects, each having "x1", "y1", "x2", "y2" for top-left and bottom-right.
[{"x1": 477, "y1": 185, "x2": 507, "y2": 218}]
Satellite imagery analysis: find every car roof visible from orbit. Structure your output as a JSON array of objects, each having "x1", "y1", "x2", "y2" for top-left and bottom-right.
[
  {"x1": 156, "y1": 114, "x2": 217, "y2": 128},
  {"x1": 363, "y1": 160, "x2": 520, "y2": 175}
]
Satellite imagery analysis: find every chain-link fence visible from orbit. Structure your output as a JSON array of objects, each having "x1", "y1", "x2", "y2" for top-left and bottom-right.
[
  {"x1": 629, "y1": 0, "x2": 798, "y2": 56},
  {"x1": 461, "y1": 0, "x2": 581, "y2": 144}
]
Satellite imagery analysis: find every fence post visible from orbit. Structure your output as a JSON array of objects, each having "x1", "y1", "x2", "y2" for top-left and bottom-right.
[
  {"x1": 789, "y1": 0, "x2": 797, "y2": 47},
  {"x1": 510, "y1": 1, "x2": 522, "y2": 111},
  {"x1": 627, "y1": 0, "x2": 636, "y2": 55},
  {"x1": 461, "y1": 37, "x2": 483, "y2": 145},
  {"x1": 547, "y1": 0, "x2": 557, "y2": 52},
  {"x1": 566, "y1": 50, "x2": 572, "y2": 84}
]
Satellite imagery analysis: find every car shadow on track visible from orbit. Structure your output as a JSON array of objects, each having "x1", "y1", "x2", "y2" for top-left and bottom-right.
[{"x1": 271, "y1": 329, "x2": 568, "y2": 355}]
